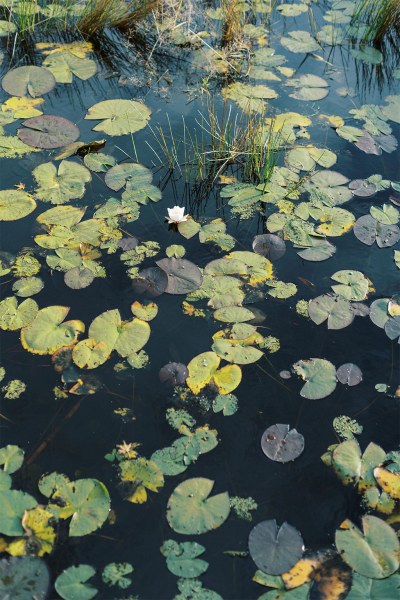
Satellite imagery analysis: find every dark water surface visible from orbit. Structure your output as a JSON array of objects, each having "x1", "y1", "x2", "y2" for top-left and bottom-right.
[{"x1": 0, "y1": 2, "x2": 400, "y2": 599}]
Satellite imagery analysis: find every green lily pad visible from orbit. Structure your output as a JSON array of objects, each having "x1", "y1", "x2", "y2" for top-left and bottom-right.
[
  {"x1": 213, "y1": 306, "x2": 255, "y2": 323},
  {"x1": 212, "y1": 393, "x2": 238, "y2": 416},
  {"x1": 308, "y1": 294, "x2": 354, "y2": 329},
  {"x1": 0, "y1": 189, "x2": 36, "y2": 221},
  {"x1": 331, "y1": 270, "x2": 369, "y2": 301},
  {"x1": 0, "y1": 489, "x2": 37, "y2": 535},
  {"x1": 33, "y1": 160, "x2": 91, "y2": 204},
  {"x1": 222, "y1": 82, "x2": 278, "y2": 113},
  {"x1": 0, "y1": 297, "x2": 38, "y2": 331},
  {"x1": 18, "y1": 115, "x2": 80, "y2": 149},
  {"x1": 55, "y1": 565, "x2": 97, "y2": 600},
  {"x1": 0, "y1": 557, "x2": 49, "y2": 600},
  {"x1": 64, "y1": 267, "x2": 94, "y2": 289},
  {"x1": 2, "y1": 66, "x2": 56, "y2": 97},
  {"x1": 347, "y1": 573, "x2": 400, "y2": 600},
  {"x1": 281, "y1": 30, "x2": 321, "y2": 53},
  {"x1": 43, "y1": 52, "x2": 97, "y2": 83},
  {"x1": 335, "y1": 515, "x2": 399, "y2": 578},
  {"x1": 21, "y1": 306, "x2": 85, "y2": 355},
  {"x1": 166, "y1": 477, "x2": 230, "y2": 535},
  {"x1": 102, "y1": 562, "x2": 133, "y2": 589},
  {"x1": 293, "y1": 358, "x2": 337, "y2": 399},
  {"x1": 12, "y1": 276, "x2": 44, "y2": 297},
  {"x1": 212, "y1": 339, "x2": 263, "y2": 364},
  {"x1": 0, "y1": 445, "x2": 24, "y2": 473},
  {"x1": 351, "y1": 46, "x2": 383, "y2": 65},
  {"x1": 0, "y1": 135, "x2": 39, "y2": 158},
  {"x1": 287, "y1": 74, "x2": 329, "y2": 101},
  {"x1": 370, "y1": 204, "x2": 399, "y2": 225},
  {"x1": 72, "y1": 338, "x2": 110, "y2": 369},
  {"x1": 330, "y1": 439, "x2": 385, "y2": 488},
  {"x1": 46, "y1": 477, "x2": 110, "y2": 536},
  {"x1": 83, "y1": 152, "x2": 116, "y2": 172},
  {"x1": 89, "y1": 309, "x2": 150, "y2": 357},
  {"x1": 161, "y1": 539, "x2": 209, "y2": 578},
  {"x1": 85, "y1": 99, "x2": 151, "y2": 135}
]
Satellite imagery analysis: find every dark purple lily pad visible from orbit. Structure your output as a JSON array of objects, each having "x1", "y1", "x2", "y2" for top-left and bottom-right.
[
  {"x1": 159, "y1": 362, "x2": 189, "y2": 386},
  {"x1": 353, "y1": 215, "x2": 400, "y2": 247},
  {"x1": 354, "y1": 131, "x2": 381, "y2": 155},
  {"x1": 18, "y1": 116, "x2": 80, "y2": 149},
  {"x1": 156, "y1": 258, "x2": 203, "y2": 295},
  {"x1": 118, "y1": 236, "x2": 139, "y2": 251},
  {"x1": 261, "y1": 424, "x2": 305, "y2": 463},
  {"x1": 336, "y1": 363, "x2": 363, "y2": 386},
  {"x1": 131, "y1": 266, "x2": 168, "y2": 297},
  {"x1": 349, "y1": 179, "x2": 376, "y2": 197},
  {"x1": 252, "y1": 234, "x2": 286, "y2": 260},
  {"x1": 249, "y1": 520, "x2": 304, "y2": 575},
  {"x1": 374, "y1": 133, "x2": 398, "y2": 154}
]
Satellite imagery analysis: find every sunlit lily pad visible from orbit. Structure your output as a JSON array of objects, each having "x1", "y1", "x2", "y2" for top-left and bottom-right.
[
  {"x1": 293, "y1": 358, "x2": 337, "y2": 399},
  {"x1": 12, "y1": 276, "x2": 44, "y2": 297},
  {"x1": 18, "y1": 115, "x2": 80, "y2": 149},
  {"x1": 249, "y1": 520, "x2": 304, "y2": 575},
  {"x1": 331, "y1": 270, "x2": 369, "y2": 301},
  {"x1": 222, "y1": 82, "x2": 278, "y2": 113},
  {"x1": 119, "y1": 458, "x2": 164, "y2": 504},
  {"x1": 72, "y1": 338, "x2": 110, "y2": 369},
  {"x1": 89, "y1": 309, "x2": 150, "y2": 357},
  {"x1": 0, "y1": 189, "x2": 36, "y2": 221},
  {"x1": 0, "y1": 297, "x2": 38, "y2": 330},
  {"x1": 2, "y1": 66, "x2": 56, "y2": 98},
  {"x1": 85, "y1": 99, "x2": 151, "y2": 135},
  {"x1": 166, "y1": 477, "x2": 230, "y2": 535},
  {"x1": 335, "y1": 516, "x2": 399, "y2": 578},
  {"x1": 287, "y1": 74, "x2": 329, "y2": 101},
  {"x1": 43, "y1": 52, "x2": 97, "y2": 83},
  {"x1": 281, "y1": 31, "x2": 321, "y2": 53},
  {"x1": 21, "y1": 306, "x2": 85, "y2": 354},
  {"x1": 33, "y1": 160, "x2": 91, "y2": 204}
]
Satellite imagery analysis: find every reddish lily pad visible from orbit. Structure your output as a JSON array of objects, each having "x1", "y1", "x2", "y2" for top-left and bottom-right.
[{"x1": 18, "y1": 116, "x2": 80, "y2": 149}]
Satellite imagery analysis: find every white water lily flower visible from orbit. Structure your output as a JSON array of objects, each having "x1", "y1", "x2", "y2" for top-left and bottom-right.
[{"x1": 166, "y1": 206, "x2": 187, "y2": 224}]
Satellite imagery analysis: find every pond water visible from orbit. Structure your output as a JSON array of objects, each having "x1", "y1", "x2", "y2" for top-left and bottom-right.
[{"x1": 0, "y1": 1, "x2": 400, "y2": 599}]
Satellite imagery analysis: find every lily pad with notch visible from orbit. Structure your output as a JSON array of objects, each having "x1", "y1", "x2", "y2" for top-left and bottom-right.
[
  {"x1": 18, "y1": 115, "x2": 80, "y2": 149},
  {"x1": 261, "y1": 424, "x2": 305, "y2": 463},
  {"x1": 2, "y1": 66, "x2": 56, "y2": 98},
  {"x1": 249, "y1": 520, "x2": 304, "y2": 575},
  {"x1": 156, "y1": 258, "x2": 203, "y2": 295},
  {"x1": 336, "y1": 363, "x2": 363, "y2": 386}
]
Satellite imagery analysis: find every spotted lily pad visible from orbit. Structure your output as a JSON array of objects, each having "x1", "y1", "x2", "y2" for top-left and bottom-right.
[{"x1": 261, "y1": 424, "x2": 305, "y2": 463}]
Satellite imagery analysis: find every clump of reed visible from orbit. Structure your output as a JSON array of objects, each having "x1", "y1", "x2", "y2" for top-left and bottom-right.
[
  {"x1": 352, "y1": 0, "x2": 400, "y2": 45},
  {"x1": 220, "y1": 0, "x2": 243, "y2": 47},
  {"x1": 77, "y1": 0, "x2": 158, "y2": 37},
  {"x1": 145, "y1": 100, "x2": 283, "y2": 186}
]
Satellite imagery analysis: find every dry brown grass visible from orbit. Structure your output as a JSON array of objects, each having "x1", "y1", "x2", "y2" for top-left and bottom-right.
[{"x1": 78, "y1": 0, "x2": 158, "y2": 37}]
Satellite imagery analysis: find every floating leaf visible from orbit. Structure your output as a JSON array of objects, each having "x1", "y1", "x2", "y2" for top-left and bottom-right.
[
  {"x1": 0, "y1": 189, "x2": 36, "y2": 221},
  {"x1": 2, "y1": 66, "x2": 56, "y2": 97},
  {"x1": 287, "y1": 74, "x2": 329, "y2": 101},
  {"x1": 131, "y1": 267, "x2": 168, "y2": 297},
  {"x1": 43, "y1": 52, "x2": 97, "y2": 83},
  {"x1": 33, "y1": 160, "x2": 91, "y2": 204},
  {"x1": 85, "y1": 99, "x2": 151, "y2": 135},
  {"x1": 335, "y1": 516, "x2": 399, "y2": 578},
  {"x1": 308, "y1": 294, "x2": 354, "y2": 330},
  {"x1": 21, "y1": 306, "x2": 85, "y2": 355},
  {"x1": 119, "y1": 458, "x2": 164, "y2": 504},
  {"x1": 0, "y1": 297, "x2": 38, "y2": 331},
  {"x1": 0, "y1": 490, "x2": 37, "y2": 535},
  {"x1": 102, "y1": 562, "x2": 133, "y2": 589},
  {"x1": 159, "y1": 362, "x2": 189, "y2": 386},
  {"x1": 166, "y1": 477, "x2": 230, "y2": 535},
  {"x1": 83, "y1": 152, "x2": 115, "y2": 172},
  {"x1": 72, "y1": 339, "x2": 110, "y2": 369},
  {"x1": 293, "y1": 358, "x2": 337, "y2": 399},
  {"x1": 0, "y1": 556, "x2": 50, "y2": 600},
  {"x1": 261, "y1": 424, "x2": 305, "y2": 463},
  {"x1": 12, "y1": 276, "x2": 44, "y2": 297},
  {"x1": 351, "y1": 46, "x2": 383, "y2": 65},
  {"x1": 336, "y1": 363, "x2": 363, "y2": 386},
  {"x1": 222, "y1": 82, "x2": 278, "y2": 113},
  {"x1": 374, "y1": 467, "x2": 400, "y2": 500},
  {"x1": 331, "y1": 270, "x2": 369, "y2": 301},
  {"x1": 161, "y1": 540, "x2": 208, "y2": 578},
  {"x1": 253, "y1": 234, "x2": 286, "y2": 260},
  {"x1": 18, "y1": 116, "x2": 80, "y2": 149},
  {"x1": 89, "y1": 309, "x2": 150, "y2": 357},
  {"x1": 249, "y1": 520, "x2": 304, "y2": 575},
  {"x1": 212, "y1": 393, "x2": 238, "y2": 416},
  {"x1": 46, "y1": 477, "x2": 110, "y2": 536},
  {"x1": 281, "y1": 31, "x2": 321, "y2": 53},
  {"x1": 213, "y1": 306, "x2": 255, "y2": 323},
  {"x1": 354, "y1": 215, "x2": 400, "y2": 247},
  {"x1": 0, "y1": 445, "x2": 24, "y2": 473},
  {"x1": 55, "y1": 565, "x2": 97, "y2": 600},
  {"x1": 156, "y1": 258, "x2": 203, "y2": 294},
  {"x1": 297, "y1": 239, "x2": 336, "y2": 262},
  {"x1": 7, "y1": 506, "x2": 56, "y2": 558},
  {"x1": 347, "y1": 573, "x2": 400, "y2": 600}
]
